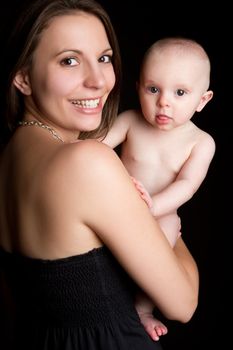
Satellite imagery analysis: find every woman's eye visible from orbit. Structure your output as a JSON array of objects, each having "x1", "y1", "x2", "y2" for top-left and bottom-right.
[
  {"x1": 61, "y1": 57, "x2": 78, "y2": 66},
  {"x1": 99, "y1": 55, "x2": 112, "y2": 63},
  {"x1": 176, "y1": 89, "x2": 185, "y2": 96}
]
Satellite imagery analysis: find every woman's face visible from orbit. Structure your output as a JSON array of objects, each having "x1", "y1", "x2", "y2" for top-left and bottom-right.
[{"x1": 16, "y1": 12, "x2": 116, "y2": 141}]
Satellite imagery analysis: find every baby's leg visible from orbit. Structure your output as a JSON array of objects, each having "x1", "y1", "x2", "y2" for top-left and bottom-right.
[
  {"x1": 137, "y1": 214, "x2": 181, "y2": 340},
  {"x1": 158, "y1": 213, "x2": 181, "y2": 247},
  {"x1": 135, "y1": 291, "x2": 168, "y2": 341}
]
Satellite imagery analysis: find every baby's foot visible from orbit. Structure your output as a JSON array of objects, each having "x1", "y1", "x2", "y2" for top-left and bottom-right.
[{"x1": 139, "y1": 312, "x2": 168, "y2": 341}]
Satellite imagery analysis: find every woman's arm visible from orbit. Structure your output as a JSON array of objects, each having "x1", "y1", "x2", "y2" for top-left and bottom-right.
[{"x1": 70, "y1": 140, "x2": 199, "y2": 322}]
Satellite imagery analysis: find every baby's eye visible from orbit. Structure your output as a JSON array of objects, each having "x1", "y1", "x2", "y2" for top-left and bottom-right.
[
  {"x1": 99, "y1": 55, "x2": 112, "y2": 63},
  {"x1": 148, "y1": 86, "x2": 158, "y2": 94},
  {"x1": 61, "y1": 57, "x2": 78, "y2": 66},
  {"x1": 176, "y1": 89, "x2": 186, "y2": 96}
]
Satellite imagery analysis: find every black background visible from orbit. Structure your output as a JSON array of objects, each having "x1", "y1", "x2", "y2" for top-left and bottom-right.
[{"x1": 0, "y1": 1, "x2": 231, "y2": 349}]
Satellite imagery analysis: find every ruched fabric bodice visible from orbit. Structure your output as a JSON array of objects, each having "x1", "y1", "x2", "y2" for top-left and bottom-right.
[{"x1": 0, "y1": 246, "x2": 162, "y2": 349}]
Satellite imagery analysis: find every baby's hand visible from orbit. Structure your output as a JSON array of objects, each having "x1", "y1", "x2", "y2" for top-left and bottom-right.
[
  {"x1": 130, "y1": 176, "x2": 154, "y2": 212},
  {"x1": 138, "y1": 311, "x2": 168, "y2": 341}
]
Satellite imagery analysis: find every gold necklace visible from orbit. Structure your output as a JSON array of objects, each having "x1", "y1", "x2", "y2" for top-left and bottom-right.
[{"x1": 18, "y1": 120, "x2": 64, "y2": 143}]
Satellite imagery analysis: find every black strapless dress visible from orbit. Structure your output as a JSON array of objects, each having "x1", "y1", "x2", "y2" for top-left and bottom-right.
[{"x1": 0, "y1": 246, "x2": 162, "y2": 349}]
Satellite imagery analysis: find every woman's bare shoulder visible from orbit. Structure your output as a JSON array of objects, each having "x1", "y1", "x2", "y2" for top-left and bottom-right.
[
  {"x1": 45, "y1": 139, "x2": 126, "y2": 189},
  {"x1": 66, "y1": 139, "x2": 123, "y2": 171}
]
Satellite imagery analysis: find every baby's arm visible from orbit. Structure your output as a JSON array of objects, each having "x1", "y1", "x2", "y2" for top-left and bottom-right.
[
  {"x1": 101, "y1": 110, "x2": 135, "y2": 148},
  {"x1": 151, "y1": 134, "x2": 216, "y2": 217}
]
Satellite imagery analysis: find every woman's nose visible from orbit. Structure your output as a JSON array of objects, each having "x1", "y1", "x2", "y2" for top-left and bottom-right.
[{"x1": 83, "y1": 63, "x2": 105, "y2": 89}]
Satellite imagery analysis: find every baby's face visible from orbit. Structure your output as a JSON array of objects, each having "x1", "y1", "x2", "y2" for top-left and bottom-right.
[{"x1": 137, "y1": 49, "x2": 212, "y2": 130}]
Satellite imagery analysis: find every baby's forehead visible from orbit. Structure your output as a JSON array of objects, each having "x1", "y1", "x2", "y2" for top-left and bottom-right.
[
  {"x1": 150, "y1": 44, "x2": 206, "y2": 61},
  {"x1": 145, "y1": 44, "x2": 210, "y2": 74}
]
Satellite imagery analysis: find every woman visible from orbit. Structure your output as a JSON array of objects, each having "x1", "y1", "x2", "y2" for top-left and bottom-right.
[{"x1": 0, "y1": 0, "x2": 199, "y2": 349}]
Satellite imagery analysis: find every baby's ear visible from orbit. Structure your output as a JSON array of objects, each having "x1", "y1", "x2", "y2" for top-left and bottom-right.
[
  {"x1": 196, "y1": 90, "x2": 213, "y2": 112},
  {"x1": 13, "y1": 70, "x2": 32, "y2": 95}
]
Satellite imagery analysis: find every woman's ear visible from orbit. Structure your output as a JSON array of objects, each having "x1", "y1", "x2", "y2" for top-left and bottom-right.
[
  {"x1": 13, "y1": 70, "x2": 32, "y2": 95},
  {"x1": 196, "y1": 90, "x2": 213, "y2": 112}
]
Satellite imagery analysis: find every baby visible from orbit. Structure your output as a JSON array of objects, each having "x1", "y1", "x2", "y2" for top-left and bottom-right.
[{"x1": 103, "y1": 37, "x2": 215, "y2": 340}]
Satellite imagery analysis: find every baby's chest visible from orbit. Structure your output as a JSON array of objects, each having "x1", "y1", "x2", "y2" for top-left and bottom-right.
[{"x1": 126, "y1": 136, "x2": 192, "y2": 172}]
